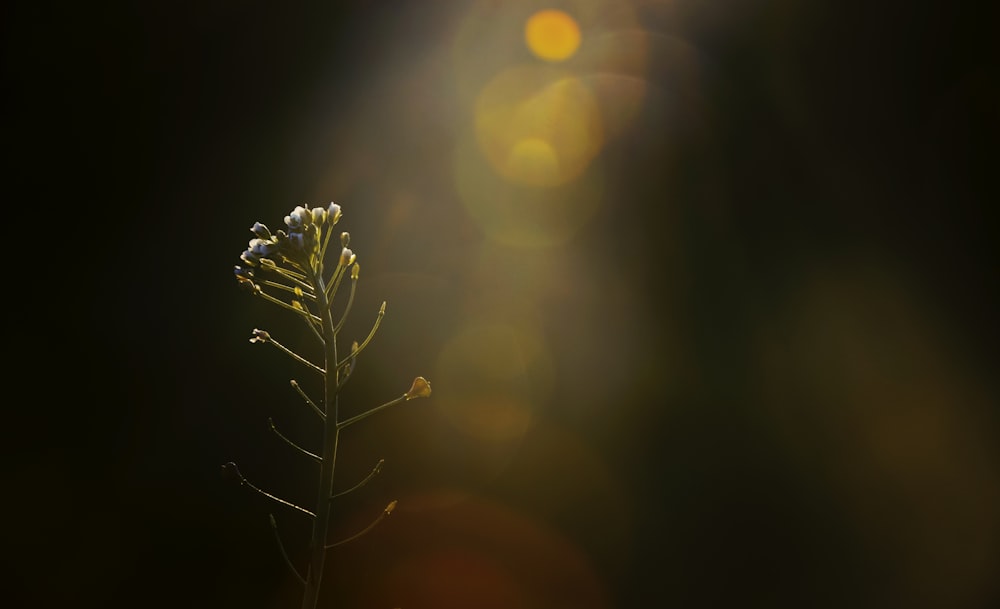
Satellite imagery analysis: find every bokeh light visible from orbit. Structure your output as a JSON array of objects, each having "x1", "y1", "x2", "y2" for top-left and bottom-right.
[
  {"x1": 453, "y1": 125, "x2": 605, "y2": 248},
  {"x1": 525, "y1": 9, "x2": 582, "y2": 62},
  {"x1": 362, "y1": 492, "x2": 612, "y2": 609},
  {"x1": 431, "y1": 322, "x2": 553, "y2": 447},
  {"x1": 474, "y1": 66, "x2": 604, "y2": 188}
]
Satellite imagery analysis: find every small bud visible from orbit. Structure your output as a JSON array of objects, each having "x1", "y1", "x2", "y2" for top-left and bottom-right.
[
  {"x1": 339, "y1": 247, "x2": 355, "y2": 267},
  {"x1": 351, "y1": 340, "x2": 359, "y2": 354},
  {"x1": 340, "y1": 231, "x2": 350, "y2": 247},
  {"x1": 385, "y1": 500, "x2": 398, "y2": 514},
  {"x1": 240, "y1": 250, "x2": 260, "y2": 266},
  {"x1": 404, "y1": 376, "x2": 432, "y2": 400},
  {"x1": 249, "y1": 238, "x2": 279, "y2": 258},
  {"x1": 327, "y1": 203, "x2": 342, "y2": 225},
  {"x1": 350, "y1": 262, "x2": 360, "y2": 280},
  {"x1": 250, "y1": 222, "x2": 272, "y2": 240},
  {"x1": 285, "y1": 206, "x2": 311, "y2": 230},
  {"x1": 249, "y1": 328, "x2": 272, "y2": 344}
]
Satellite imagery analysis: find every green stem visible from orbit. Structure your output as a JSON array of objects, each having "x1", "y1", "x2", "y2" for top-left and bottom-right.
[
  {"x1": 301, "y1": 267, "x2": 340, "y2": 609},
  {"x1": 337, "y1": 395, "x2": 406, "y2": 430}
]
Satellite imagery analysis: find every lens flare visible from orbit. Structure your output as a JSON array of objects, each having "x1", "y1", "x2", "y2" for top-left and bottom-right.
[
  {"x1": 474, "y1": 66, "x2": 603, "y2": 187},
  {"x1": 525, "y1": 9, "x2": 582, "y2": 62}
]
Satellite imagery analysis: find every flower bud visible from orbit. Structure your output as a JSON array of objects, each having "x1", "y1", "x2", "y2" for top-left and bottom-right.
[
  {"x1": 250, "y1": 222, "x2": 272, "y2": 240},
  {"x1": 404, "y1": 376, "x2": 432, "y2": 400},
  {"x1": 249, "y1": 238, "x2": 278, "y2": 258},
  {"x1": 340, "y1": 231, "x2": 350, "y2": 247},
  {"x1": 240, "y1": 250, "x2": 260, "y2": 266},
  {"x1": 285, "y1": 206, "x2": 311, "y2": 230},
  {"x1": 249, "y1": 328, "x2": 272, "y2": 344},
  {"x1": 311, "y1": 207, "x2": 326, "y2": 225},
  {"x1": 350, "y1": 262, "x2": 360, "y2": 280},
  {"x1": 339, "y1": 247, "x2": 355, "y2": 267},
  {"x1": 234, "y1": 265, "x2": 254, "y2": 280},
  {"x1": 327, "y1": 203, "x2": 342, "y2": 225}
]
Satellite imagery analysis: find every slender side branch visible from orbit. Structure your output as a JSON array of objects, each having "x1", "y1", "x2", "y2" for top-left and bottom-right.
[
  {"x1": 335, "y1": 341, "x2": 359, "y2": 391},
  {"x1": 301, "y1": 312, "x2": 324, "y2": 344},
  {"x1": 332, "y1": 459, "x2": 384, "y2": 499},
  {"x1": 334, "y1": 272, "x2": 358, "y2": 333},
  {"x1": 337, "y1": 395, "x2": 407, "y2": 430},
  {"x1": 261, "y1": 279, "x2": 317, "y2": 302},
  {"x1": 324, "y1": 263, "x2": 347, "y2": 302},
  {"x1": 260, "y1": 258, "x2": 309, "y2": 284},
  {"x1": 269, "y1": 514, "x2": 306, "y2": 586},
  {"x1": 290, "y1": 380, "x2": 325, "y2": 420},
  {"x1": 222, "y1": 462, "x2": 316, "y2": 518},
  {"x1": 335, "y1": 302, "x2": 385, "y2": 369},
  {"x1": 324, "y1": 501, "x2": 397, "y2": 548},
  {"x1": 259, "y1": 334, "x2": 325, "y2": 376},
  {"x1": 256, "y1": 290, "x2": 323, "y2": 324},
  {"x1": 269, "y1": 418, "x2": 321, "y2": 463}
]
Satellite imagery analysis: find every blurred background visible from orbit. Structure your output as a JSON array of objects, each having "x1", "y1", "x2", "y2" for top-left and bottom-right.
[{"x1": 5, "y1": 0, "x2": 997, "y2": 607}]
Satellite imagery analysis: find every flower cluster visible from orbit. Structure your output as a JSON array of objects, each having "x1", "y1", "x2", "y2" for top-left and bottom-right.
[{"x1": 234, "y1": 203, "x2": 343, "y2": 287}]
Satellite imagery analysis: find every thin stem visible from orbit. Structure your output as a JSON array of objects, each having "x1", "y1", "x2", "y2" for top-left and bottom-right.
[
  {"x1": 256, "y1": 290, "x2": 322, "y2": 324},
  {"x1": 224, "y1": 462, "x2": 316, "y2": 518},
  {"x1": 269, "y1": 418, "x2": 321, "y2": 463},
  {"x1": 260, "y1": 259, "x2": 312, "y2": 290},
  {"x1": 300, "y1": 263, "x2": 341, "y2": 609},
  {"x1": 278, "y1": 255, "x2": 309, "y2": 276},
  {"x1": 319, "y1": 223, "x2": 335, "y2": 264},
  {"x1": 335, "y1": 359, "x2": 355, "y2": 391},
  {"x1": 300, "y1": 311, "x2": 325, "y2": 344},
  {"x1": 269, "y1": 514, "x2": 307, "y2": 586},
  {"x1": 332, "y1": 459, "x2": 384, "y2": 499},
  {"x1": 337, "y1": 395, "x2": 406, "y2": 430},
  {"x1": 266, "y1": 336, "x2": 326, "y2": 376},
  {"x1": 324, "y1": 262, "x2": 348, "y2": 302},
  {"x1": 261, "y1": 279, "x2": 317, "y2": 302},
  {"x1": 335, "y1": 302, "x2": 385, "y2": 369},
  {"x1": 261, "y1": 257, "x2": 308, "y2": 280},
  {"x1": 324, "y1": 501, "x2": 396, "y2": 548},
  {"x1": 290, "y1": 380, "x2": 325, "y2": 420},
  {"x1": 333, "y1": 277, "x2": 357, "y2": 333}
]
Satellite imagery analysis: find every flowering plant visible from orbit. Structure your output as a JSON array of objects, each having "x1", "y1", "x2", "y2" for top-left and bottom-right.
[{"x1": 224, "y1": 202, "x2": 430, "y2": 609}]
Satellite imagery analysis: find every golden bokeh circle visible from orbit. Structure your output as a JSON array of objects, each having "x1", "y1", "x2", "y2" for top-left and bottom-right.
[{"x1": 524, "y1": 9, "x2": 582, "y2": 62}]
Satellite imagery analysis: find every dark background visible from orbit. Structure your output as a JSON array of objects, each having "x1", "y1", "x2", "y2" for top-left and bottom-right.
[{"x1": 5, "y1": 1, "x2": 997, "y2": 608}]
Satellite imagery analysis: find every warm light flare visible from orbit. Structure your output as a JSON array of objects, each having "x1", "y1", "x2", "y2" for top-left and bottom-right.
[
  {"x1": 525, "y1": 9, "x2": 582, "y2": 62},
  {"x1": 474, "y1": 66, "x2": 603, "y2": 187}
]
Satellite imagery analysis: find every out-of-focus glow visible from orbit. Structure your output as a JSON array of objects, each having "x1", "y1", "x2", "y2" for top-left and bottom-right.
[
  {"x1": 506, "y1": 137, "x2": 560, "y2": 186},
  {"x1": 475, "y1": 66, "x2": 603, "y2": 187},
  {"x1": 752, "y1": 261, "x2": 1000, "y2": 605},
  {"x1": 453, "y1": 126, "x2": 605, "y2": 248},
  {"x1": 525, "y1": 9, "x2": 582, "y2": 62},
  {"x1": 580, "y1": 73, "x2": 648, "y2": 138},
  {"x1": 373, "y1": 493, "x2": 612, "y2": 609},
  {"x1": 431, "y1": 322, "x2": 552, "y2": 450}
]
